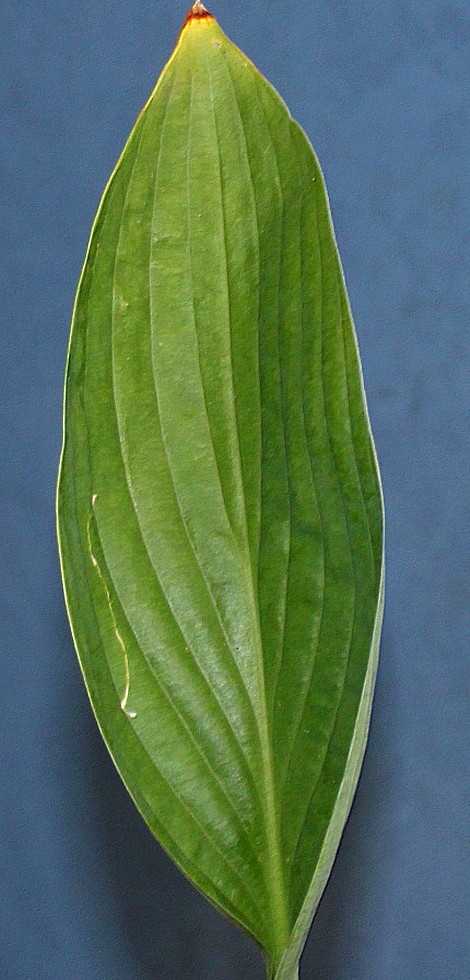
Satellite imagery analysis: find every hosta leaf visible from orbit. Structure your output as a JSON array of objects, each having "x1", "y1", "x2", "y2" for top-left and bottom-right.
[{"x1": 57, "y1": 4, "x2": 384, "y2": 977}]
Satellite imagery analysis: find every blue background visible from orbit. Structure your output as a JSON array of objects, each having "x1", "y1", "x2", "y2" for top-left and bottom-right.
[{"x1": 2, "y1": 1, "x2": 469, "y2": 977}]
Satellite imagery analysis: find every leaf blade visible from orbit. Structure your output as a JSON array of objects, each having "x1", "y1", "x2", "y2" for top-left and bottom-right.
[{"x1": 57, "y1": 8, "x2": 384, "y2": 975}]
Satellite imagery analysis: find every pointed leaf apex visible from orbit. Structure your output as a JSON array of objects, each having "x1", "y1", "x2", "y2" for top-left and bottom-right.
[{"x1": 181, "y1": 1, "x2": 214, "y2": 31}]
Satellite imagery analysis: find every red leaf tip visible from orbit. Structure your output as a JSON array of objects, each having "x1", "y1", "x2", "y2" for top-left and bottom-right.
[{"x1": 182, "y1": 2, "x2": 213, "y2": 31}]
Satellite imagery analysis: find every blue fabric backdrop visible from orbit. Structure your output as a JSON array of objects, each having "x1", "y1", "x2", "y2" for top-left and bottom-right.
[{"x1": 1, "y1": 1, "x2": 469, "y2": 977}]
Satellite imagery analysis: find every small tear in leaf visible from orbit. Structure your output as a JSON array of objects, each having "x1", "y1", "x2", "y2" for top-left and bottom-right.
[{"x1": 87, "y1": 496, "x2": 137, "y2": 720}]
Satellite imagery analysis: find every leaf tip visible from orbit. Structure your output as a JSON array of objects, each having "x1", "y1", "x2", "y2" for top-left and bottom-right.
[{"x1": 181, "y1": 1, "x2": 214, "y2": 33}]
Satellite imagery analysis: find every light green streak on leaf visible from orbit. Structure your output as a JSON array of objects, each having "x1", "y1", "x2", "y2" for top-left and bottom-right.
[{"x1": 57, "y1": 10, "x2": 384, "y2": 978}]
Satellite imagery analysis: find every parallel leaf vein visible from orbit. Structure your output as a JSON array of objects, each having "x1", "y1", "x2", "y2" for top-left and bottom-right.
[
  {"x1": 287, "y1": 163, "x2": 358, "y2": 882},
  {"x1": 107, "y1": 79, "x2": 266, "y2": 861}
]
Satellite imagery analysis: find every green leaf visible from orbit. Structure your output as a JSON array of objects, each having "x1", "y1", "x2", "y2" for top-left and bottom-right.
[{"x1": 57, "y1": 5, "x2": 384, "y2": 977}]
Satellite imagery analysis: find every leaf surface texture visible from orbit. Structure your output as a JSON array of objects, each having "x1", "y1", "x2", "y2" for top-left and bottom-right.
[{"x1": 57, "y1": 9, "x2": 384, "y2": 977}]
